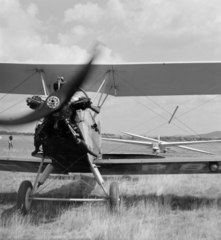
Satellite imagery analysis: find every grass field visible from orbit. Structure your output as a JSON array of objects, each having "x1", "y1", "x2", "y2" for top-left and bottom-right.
[{"x1": 1, "y1": 135, "x2": 221, "y2": 239}]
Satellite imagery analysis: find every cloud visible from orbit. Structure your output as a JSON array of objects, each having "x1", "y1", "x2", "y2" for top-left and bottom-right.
[
  {"x1": 105, "y1": 0, "x2": 221, "y2": 49},
  {"x1": 0, "y1": 0, "x2": 125, "y2": 63},
  {"x1": 106, "y1": 0, "x2": 127, "y2": 21},
  {"x1": 58, "y1": 25, "x2": 91, "y2": 46},
  {"x1": 94, "y1": 45, "x2": 124, "y2": 63},
  {"x1": 2, "y1": 0, "x2": 221, "y2": 63},
  {"x1": 64, "y1": 2, "x2": 104, "y2": 24},
  {"x1": 26, "y1": 2, "x2": 38, "y2": 17},
  {"x1": 0, "y1": 0, "x2": 91, "y2": 63},
  {"x1": 60, "y1": 0, "x2": 221, "y2": 62}
]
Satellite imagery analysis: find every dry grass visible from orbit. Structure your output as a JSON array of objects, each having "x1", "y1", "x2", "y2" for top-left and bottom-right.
[
  {"x1": 1, "y1": 136, "x2": 221, "y2": 239},
  {"x1": 1, "y1": 174, "x2": 221, "y2": 239},
  {"x1": 2, "y1": 202, "x2": 221, "y2": 240}
]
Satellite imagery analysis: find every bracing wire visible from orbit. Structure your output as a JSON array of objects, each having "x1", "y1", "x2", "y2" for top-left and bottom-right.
[
  {"x1": 0, "y1": 72, "x2": 44, "y2": 146},
  {"x1": 114, "y1": 72, "x2": 219, "y2": 134},
  {"x1": 35, "y1": 154, "x2": 104, "y2": 198},
  {"x1": 0, "y1": 71, "x2": 37, "y2": 101},
  {"x1": 111, "y1": 72, "x2": 221, "y2": 152},
  {"x1": 0, "y1": 89, "x2": 43, "y2": 116},
  {"x1": 88, "y1": 72, "x2": 108, "y2": 92}
]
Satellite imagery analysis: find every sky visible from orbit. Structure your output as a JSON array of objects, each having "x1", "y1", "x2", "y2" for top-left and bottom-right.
[{"x1": 1, "y1": 0, "x2": 221, "y2": 136}]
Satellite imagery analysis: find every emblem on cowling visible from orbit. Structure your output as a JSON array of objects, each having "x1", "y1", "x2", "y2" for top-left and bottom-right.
[{"x1": 47, "y1": 96, "x2": 60, "y2": 109}]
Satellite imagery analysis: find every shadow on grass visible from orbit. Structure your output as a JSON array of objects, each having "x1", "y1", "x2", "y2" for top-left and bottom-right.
[
  {"x1": 122, "y1": 194, "x2": 221, "y2": 210},
  {"x1": 1, "y1": 175, "x2": 97, "y2": 224}
]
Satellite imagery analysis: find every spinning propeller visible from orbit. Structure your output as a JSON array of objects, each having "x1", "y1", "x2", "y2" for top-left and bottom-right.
[{"x1": 0, "y1": 53, "x2": 97, "y2": 126}]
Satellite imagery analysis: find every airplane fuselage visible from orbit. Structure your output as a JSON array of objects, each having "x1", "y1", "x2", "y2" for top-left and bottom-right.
[
  {"x1": 36, "y1": 107, "x2": 101, "y2": 171},
  {"x1": 151, "y1": 142, "x2": 168, "y2": 154}
]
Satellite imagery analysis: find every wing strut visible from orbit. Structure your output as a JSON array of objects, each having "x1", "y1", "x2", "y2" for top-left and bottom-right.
[
  {"x1": 92, "y1": 73, "x2": 112, "y2": 118},
  {"x1": 39, "y1": 71, "x2": 50, "y2": 97},
  {"x1": 92, "y1": 76, "x2": 107, "y2": 102},
  {"x1": 168, "y1": 106, "x2": 179, "y2": 124}
]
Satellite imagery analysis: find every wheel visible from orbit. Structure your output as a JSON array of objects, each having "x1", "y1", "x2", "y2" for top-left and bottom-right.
[
  {"x1": 109, "y1": 182, "x2": 120, "y2": 212},
  {"x1": 17, "y1": 180, "x2": 33, "y2": 215}
]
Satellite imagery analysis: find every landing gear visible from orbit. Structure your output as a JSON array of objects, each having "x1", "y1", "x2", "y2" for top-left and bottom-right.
[
  {"x1": 109, "y1": 182, "x2": 120, "y2": 212},
  {"x1": 17, "y1": 156, "x2": 53, "y2": 215},
  {"x1": 17, "y1": 180, "x2": 33, "y2": 215},
  {"x1": 16, "y1": 155, "x2": 121, "y2": 215}
]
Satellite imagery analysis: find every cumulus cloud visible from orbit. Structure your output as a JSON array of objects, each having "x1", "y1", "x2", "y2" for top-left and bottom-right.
[
  {"x1": 64, "y1": 2, "x2": 104, "y2": 24},
  {"x1": 0, "y1": 0, "x2": 125, "y2": 63},
  {"x1": 106, "y1": 0, "x2": 127, "y2": 21},
  {"x1": 26, "y1": 2, "x2": 38, "y2": 17},
  {"x1": 0, "y1": 0, "x2": 94, "y2": 63},
  {"x1": 60, "y1": 0, "x2": 221, "y2": 62},
  {"x1": 58, "y1": 25, "x2": 91, "y2": 46},
  {"x1": 94, "y1": 45, "x2": 124, "y2": 63},
  {"x1": 102, "y1": 0, "x2": 221, "y2": 49},
  {"x1": 2, "y1": 0, "x2": 221, "y2": 63}
]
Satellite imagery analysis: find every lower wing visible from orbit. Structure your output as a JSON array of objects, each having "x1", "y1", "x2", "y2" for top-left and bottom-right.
[{"x1": 0, "y1": 155, "x2": 220, "y2": 175}]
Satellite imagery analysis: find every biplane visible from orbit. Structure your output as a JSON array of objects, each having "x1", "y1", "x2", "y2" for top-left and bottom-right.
[
  {"x1": 0, "y1": 51, "x2": 221, "y2": 214},
  {"x1": 102, "y1": 131, "x2": 221, "y2": 155}
]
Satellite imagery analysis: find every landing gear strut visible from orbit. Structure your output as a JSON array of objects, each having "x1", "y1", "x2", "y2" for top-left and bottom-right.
[
  {"x1": 88, "y1": 159, "x2": 121, "y2": 212},
  {"x1": 16, "y1": 156, "x2": 121, "y2": 215}
]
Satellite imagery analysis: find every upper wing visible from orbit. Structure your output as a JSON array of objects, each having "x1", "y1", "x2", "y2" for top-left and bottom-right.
[{"x1": 1, "y1": 62, "x2": 221, "y2": 96}]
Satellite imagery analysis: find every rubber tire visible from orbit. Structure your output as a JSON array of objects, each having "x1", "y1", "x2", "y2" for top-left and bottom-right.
[
  {"x1": 109, "y1": 182, "x2": 120, "y2": 213},
  {"x1": 17, "y1": 180, "x2": 33, "y2": 215}
]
